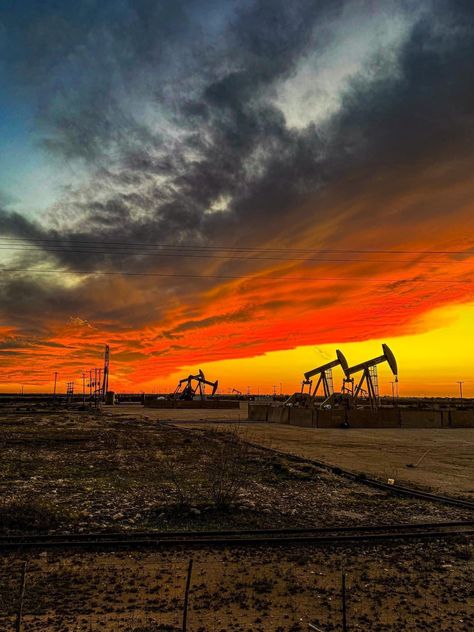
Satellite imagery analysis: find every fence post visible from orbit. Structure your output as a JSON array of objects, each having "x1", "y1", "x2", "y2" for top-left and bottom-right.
[
  {"x1": 15, "y1": 562, "x2": 27, "y2": 632},
  {"x1": 182, "y1": 558, "x2": 193, "y2": 632},
  {"x1": 341, "y1": 572, "x2": 348, "y2": 632}
]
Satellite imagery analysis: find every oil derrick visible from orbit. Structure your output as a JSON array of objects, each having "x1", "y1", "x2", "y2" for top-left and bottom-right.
[
  {"x1": 172, "y1": 369, "x2": 219, "y2": 400},
  {"x1": 340, "y1": 344, "x2": 398, "y2": 409}
]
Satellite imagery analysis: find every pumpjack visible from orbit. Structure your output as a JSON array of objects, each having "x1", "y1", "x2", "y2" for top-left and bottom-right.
[
  {"x1": 301, "y1": 350, "x2": 348, "y2": 400},
  {"x1": 340, "y1": 343, "x2": 398, "y2": 409},
  {"x1": 172, "y1": 369, "x2": 219, "y2": 400}
]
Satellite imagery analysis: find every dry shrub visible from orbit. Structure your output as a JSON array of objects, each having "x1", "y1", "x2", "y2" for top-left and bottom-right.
[
  {"x1": 202, "y1": 426, "x2": 254, "y2": 508},
  {"x1": 155, "y1": 453, "x2": 201, "y2": 507},
  {"x1": 157, "y1": 425, "x2": 254, "y2": 509},
  {"x1": 0, "y1": 497, "x2": 64, "y2": 533}
]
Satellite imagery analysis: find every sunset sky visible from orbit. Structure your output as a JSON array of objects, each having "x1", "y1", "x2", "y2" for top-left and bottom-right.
[{"x1": 0, "y1": 1, "x2": 473, "y2": 396}]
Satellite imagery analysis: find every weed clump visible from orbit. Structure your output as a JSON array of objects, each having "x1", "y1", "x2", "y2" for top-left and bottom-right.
[
  {"x1": 156, "y1": 426, "x2": 256, "y2": 510},
  {"x1": 0, "y1": 497, "x2": 65, "y2": 533}
]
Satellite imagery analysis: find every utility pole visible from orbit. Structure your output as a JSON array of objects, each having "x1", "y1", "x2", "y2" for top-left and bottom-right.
[
  {"x1": 82, "y1": 372, "x2": 86, "y2": 405},
  {"x1": 53, "y1": 371, "x2": 58, "y2": 401},
  {"x1": 98, "y1": 368, "x2": 102, "y2": 401},
  {"x1": 456, "y1": 381, "x2": 464, "y2": 401}
]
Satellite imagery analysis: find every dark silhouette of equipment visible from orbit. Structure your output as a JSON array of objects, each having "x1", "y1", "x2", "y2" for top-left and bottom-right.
[
  {"x1": 102, "y1": 344, "x2": 110, "y2": 400},
  {"x1": 302, "y1": 351, "x2": 348, "y2": 400},
  {"x1": 172, "y1": 369, "x2": 219, "y2": 400},
  {"x1": 340, "y1": 344, "x2": 398, "y2": 409},
  {"x1": 66, "y1": 381, "x2": 74, "y2": 404}
]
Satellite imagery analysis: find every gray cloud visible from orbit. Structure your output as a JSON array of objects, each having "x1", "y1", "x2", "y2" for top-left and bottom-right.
[{"x1": 1, "y1": 0, "x2": 473, "y2": 341}]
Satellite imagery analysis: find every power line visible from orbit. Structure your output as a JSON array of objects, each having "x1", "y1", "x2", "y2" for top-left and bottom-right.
[
  {"x1": 0, "y1": 236, "x2": 472, "y2": 255},
  {"x1": 0, "y1": 267, "x2": 471, "y2": 283},
  {"x1": 0, "y1": 245, "x2": 457, "y2": 264}
]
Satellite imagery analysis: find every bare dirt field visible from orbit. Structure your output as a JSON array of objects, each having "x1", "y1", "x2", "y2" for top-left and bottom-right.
[
  {"x1": 1, "y1": 541, "x2": 473, "y2": 631},
  {"x1": 129, "y1": 402, "x2": 474, "y2": 499},
  {"x1": 114, "y1": 403, "x2": 247, "y2": 423},
  {"x1": 1, "y1": 405, "x2": 473, "y2": 631},
  {"x1": 3, "y1": 408, "x2": 470, "y2": 534},
  {"x1": 227, "y1": 423, "x2": 474, "y2": 500}
]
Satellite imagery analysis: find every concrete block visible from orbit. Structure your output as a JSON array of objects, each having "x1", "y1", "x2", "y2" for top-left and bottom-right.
[
  {"x1": 400, "y1": 409, "x2": 442, "y2": 428},
  {"x1": 449, "y1": 410, "x2": 474, "y2": 428},
  {"x1": 317, "y1": 409, "x2": 346, "y2": 428},
  {"x1": 348, "y1": 408, "x2": 400, "y2": 428},
  {"x1": 248, "y1": 404, "x2": 269, "y2": 421},
  {"x1": 268, "y1": 406, "x2": 289, "y2": 424},
  {"x1": 288, "y1": 407, "x2": 313, "y2": 427}
]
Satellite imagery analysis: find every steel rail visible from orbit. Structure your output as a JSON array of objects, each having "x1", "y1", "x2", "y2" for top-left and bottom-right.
[
  {"x1": 1, "y1": 520, "x2": 473, "y2": 543},
  {"x1": 0, "y1": 525, "x2": 472, "y2": 551},
  {"x1": 0, "y1": 530, "x2": 472, "y2": 551}
]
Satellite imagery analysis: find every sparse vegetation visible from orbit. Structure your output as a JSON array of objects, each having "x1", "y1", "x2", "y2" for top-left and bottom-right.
[
  {"x1": 0, "y1": 496, "x2": 66, "y2": 532},
  {"x1": 0, "y1": 408, "x2": 472, "y2": 631},
  {"x1": 157, "y1": 426, "x2": 255, "y2": 509},
  {"x1": 0, "y1": 410, "x2": 472, "y2": 535},
  {"x1": 1, "y1": 541, "x2": 473, "y2": 631}
]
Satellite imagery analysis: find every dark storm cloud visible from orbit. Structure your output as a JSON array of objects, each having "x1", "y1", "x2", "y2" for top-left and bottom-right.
[
  {"x1": 1, "y1": 0, "x2": 343, "y2": 250},
  {"x1": 0, "y1": 337, "x2": 70, "y2": 350},
  {"x1": 1, "y1": 0, "x2": 474, "y2": 329}
]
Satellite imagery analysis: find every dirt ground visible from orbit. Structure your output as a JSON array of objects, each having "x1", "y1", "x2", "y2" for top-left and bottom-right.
[
  {"x1": 3, "y1": 408, "x2": 471, "y2": 535},
  {"x1": 231, "y1": 423, "x2": 474, "y2": 499},
  {"x1": 1, "y1": 405, "x2": 473, "y2": 631},
  {"x1": 112, "y1": 402, "x2": 247, "y2": 423},
  {"x1": 1, "y1": 540, "x2": 472, "y2": 631},
  {"x1": 119, "y1": 402, "x2": 474, "y2": 499}
]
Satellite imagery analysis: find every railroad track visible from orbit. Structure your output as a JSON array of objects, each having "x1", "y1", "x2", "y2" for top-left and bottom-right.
[{"x1": 1, "y1": 521, "x2": 472, "y2": 551}]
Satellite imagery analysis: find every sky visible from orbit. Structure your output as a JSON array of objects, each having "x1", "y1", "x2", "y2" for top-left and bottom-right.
[{"x1": 0, "y1": 0, "x2": 473, "y2": 396}]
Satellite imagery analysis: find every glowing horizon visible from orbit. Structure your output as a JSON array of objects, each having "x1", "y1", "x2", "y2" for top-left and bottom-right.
[{"x1": 1, "y1": 301, "x2": 473, "y2": 398}]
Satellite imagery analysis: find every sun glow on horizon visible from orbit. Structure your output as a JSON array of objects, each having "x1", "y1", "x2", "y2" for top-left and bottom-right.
[{"x1": 138, "y1": 301, "x2": 474, "y2": 398}]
